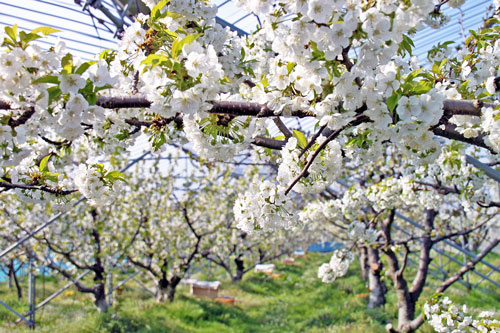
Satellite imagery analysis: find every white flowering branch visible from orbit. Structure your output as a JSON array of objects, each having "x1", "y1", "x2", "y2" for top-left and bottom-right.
[
  {"x1": 0, "y1": 181, "x2": 78, "y2": 195},
  {"x1": 284, "y1": 114, "x2": 369, "y2": 195}
]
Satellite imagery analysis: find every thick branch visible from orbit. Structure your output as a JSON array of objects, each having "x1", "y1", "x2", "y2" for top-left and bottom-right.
[
  {"x1": 431, "y1": 122, "x2": 493, "y2": 153},
  {"x1": 0, "y1": 181, "x2": 78, "y2": 195},
  {"x1": 409, "y1": 209, "x2": 437, "y2": 301}
]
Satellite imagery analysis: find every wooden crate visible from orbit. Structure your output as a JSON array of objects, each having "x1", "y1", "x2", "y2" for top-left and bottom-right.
[
  {"x1": 215, "y1": 296, "x2": 235, "y2": 305},
  {"x1": 283, "y1": 257, "x2": 295, "y2": 264},
  {"x1": 191, "y1": 285, "x2": 219, "y2": 298}
]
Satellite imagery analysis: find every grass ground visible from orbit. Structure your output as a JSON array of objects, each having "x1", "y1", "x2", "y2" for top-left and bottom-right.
[{"x1": 0, "y1": 252, "x2": 498, "y2": 332}]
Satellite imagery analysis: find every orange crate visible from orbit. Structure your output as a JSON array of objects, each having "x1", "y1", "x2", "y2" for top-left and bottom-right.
[{"x1": 215, "y1": 296, "x2": 235, "y2": 305}]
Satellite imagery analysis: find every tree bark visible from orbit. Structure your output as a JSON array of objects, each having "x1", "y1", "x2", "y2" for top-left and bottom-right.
[
  {"x1": 7, "y1": 260, "x2": 22, "y2": 300},
  {"x1": 156, "y1": 276, "x2": 181, "y2": 302},
  {"x1": 367, "y1": 247, "x2": 387, "y2": 309},
  {"x1": 233, "y1": 257, "x2": 245, "y2": 282},
  {"x1": 359, "y1": 246, "x2": 369, "y2": 283},
  {"x1": 93, "y1": 283, "x2": 109, "y2": 313}
]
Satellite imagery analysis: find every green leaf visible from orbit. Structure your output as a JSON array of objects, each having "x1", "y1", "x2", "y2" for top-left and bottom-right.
[
  {"x1": 44, "y1": 172, "x2": 59, "y2": 183},
  {"x1": 75, "y1": 61, "x2": 97, "y2": 75},
  {"x1": 413, "y1": 81, "x2": 432, "y2": 95},
  {"x1": 19, "y1": 31, "x2": 42, "y2": 44},
  {"x1": 39, "y1": 154, "x2": 52, "y2": 172},
  {"x1": 33, "y1": 75, "x2": 60, "y2": 84},
  {"x1": 105, "y1": 170, "x2": 126, "y2": 182},
  {"x1": 5, "y1": 24, "x2": 18, "y2": 43},
  {"x1": 151, "y1": 0, "x2": 171, "y2": 21},
  {"x1": 292, "y1": 130, "x2": 307, "y2": 149},
  {"x1": 47, "y1": 86, "x2": 62, "y2": 105},
  {"x1": 171, "y1": 33, "x2": 202, "y2": 59},
  {"x1": 31, "y1": 26, "x2": 60, "y2": 36},
  {"x1": 386, "y1": 94, "x2": 401, "y2": 113},
  {"x1": 261, "y1": 77, "x2": 269, "y2": 88},
  {"x1": 141, "y1": 54, "x2": 170, "y2": 68},
  {"x1": 286, "y1": 62, "x2": 296, "y2": 74},
  {"x1": 61, "y1": 53, "x2": 74, "y2": 74},
  {"x1": 159, "y1": 11, "x2": 183, "y2": 20}
]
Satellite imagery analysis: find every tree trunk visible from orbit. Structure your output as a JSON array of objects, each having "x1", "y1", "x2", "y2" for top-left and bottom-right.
[
  {"x1": 7, "y1": 260, "x2": 22, "y2": 299},
  {"x1": 156, "y1": 276, "x2": 181, "y2": 302},
  {"x1": 8, "y1": 267, "x2": 12, "y2": 289},
  {"x1": 166, "y1": 284, "x2": 177, "y2": 302},
  {"x1": 93, "y1": 283, "x2": 109, "y2": 313},
  {"x1": 396, "y1": 299, "x2": 417, "y2": 332},
  {"x1": 359, "y1": 247, "x2": 369, "y2": 283},
  {"x1": 233, "y1": 258, "x2": 244, "y2": 282},
  {"x1": 156, "y1": 277, "x2": 169, "y2": 302},
  {"x1": 12, "y1": 267, "x2": 22, "y2": 300},
  {"x1": 367, "y1": 247, "x2": 386, "y2": 309}
]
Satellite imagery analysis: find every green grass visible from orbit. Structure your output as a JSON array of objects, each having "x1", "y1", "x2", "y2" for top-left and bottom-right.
[{"x1": 0, "y1": 253, "x2": 498, "y2": 332}]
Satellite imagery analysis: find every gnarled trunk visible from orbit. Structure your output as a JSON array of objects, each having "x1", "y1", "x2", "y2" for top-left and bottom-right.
[
  {"x1": 156, "y1": 276, "x2": 181, "y2": 302},
  {"x1": 233, "y1": 257, "x2": 244, "y2": 282},
  {"x1": 359, "y1": 246, "x2": 369, "y2": 283},
  {"x1": 367, "y1": 247, "x2": 386, "y2": 309},
  {"x1": 93, "y1": 283, "x2": 109, "y2": 313}
]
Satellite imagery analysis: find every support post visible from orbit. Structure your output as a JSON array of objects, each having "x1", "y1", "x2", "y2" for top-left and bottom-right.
[
  {"x1": 27, "y1": 257, "x2": 35, "y2": 330},
  {"x1": 106, "y1": 270, "x2": 113, "y2": 306}
]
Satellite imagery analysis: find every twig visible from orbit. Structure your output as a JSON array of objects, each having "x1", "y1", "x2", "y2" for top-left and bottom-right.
[
  {"x1": 284, "y1": 115, "x2": 368, "y2": 195},
  {"x1": 273, "y1": 117, "x2": 293, "y2": 139},
  {"x1": 298, "y1": 124, "x2": 327, "y2": 159}
]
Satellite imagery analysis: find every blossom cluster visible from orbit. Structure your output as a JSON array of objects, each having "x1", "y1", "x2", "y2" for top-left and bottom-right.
[
  {"x1": 425, "y1": 296, "x2": 500, "y2": 332},
  {"x1": 317, "y1": 249, "x2": 354, "y2": 283},
  {"x1": 233, "y1": 179, "x2": 299, "y2": 233},
  {"x1": 277, "y1": 136, "x2": 341, "y2": 193}
]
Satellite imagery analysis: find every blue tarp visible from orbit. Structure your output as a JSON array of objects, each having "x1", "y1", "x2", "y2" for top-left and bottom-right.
[{"x1": 307, "y1": 242, "x2": 343, "y2": 253}]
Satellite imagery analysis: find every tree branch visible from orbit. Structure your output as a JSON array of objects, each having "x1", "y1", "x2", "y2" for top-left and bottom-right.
[
  {"x1": 273, "y1": 117, "x2": 293, "y2": 139},
  {"x1": 408, "y1": 237, "x2": 500, "y2": 332},
  {"x1": 0, "y1": 181, "x2": 78, "y2": 195},
  {"x1": 284, "y1": 114, "x2": 369, "y2": 195}
]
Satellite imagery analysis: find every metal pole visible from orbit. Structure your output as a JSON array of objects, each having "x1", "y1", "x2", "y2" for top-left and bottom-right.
[
  {"x1": 131, "y1": 276, "x2": 156, "y2": 296},
  {"x1": 465, "y1": 155, "x2": 500, "y2": 183},
  {"x1": 0, "y1": 152, "x2": 150, "y2": 259},
  {"x1": 18, "y1": 271, "x2": 91, "y2": 323},
  {"x1": 28, "y1": 257, "x2": 35, "y2": 330},
  {"x1": 108, "y1": 271, "x2": 140, "y2": 295},
  {"x1": 0, "y1": 300, "x2": 33, "y2": 326},
  {"x1": 107, "y1": 270, "x2": 113, "y2": 306}
]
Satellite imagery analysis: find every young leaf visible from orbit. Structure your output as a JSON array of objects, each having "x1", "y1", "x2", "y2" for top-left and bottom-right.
[
  {"x1": 75, "y1": 61, "x2": 97, "y2": 75},
  {"x1": 5, "y1": 24, "x2": 18, "y2": 43},
  {"x1": 39, "y1": 154, "x2": 52, "y2": 172},
  {"x1": 105, "y1": 170, "x2": 126, "y2": 182},
  {"x1": 171, "y1": 33, "x2": 202, "y2": 59},
  {"x1": 19, "y1": 31, "x2": 42, "y2": 44},
  {"x1": 386, "y1": 94, "x2": 401, "y2": 113},
  {"x1": 47, "y1": 86, "x2": 62, "y2": 105},
  {"x1": 292, "y1": 130, "x2": 307, "y2": 149},
  {"x1": 31, "y1": 26, "x2": 60, "y2": 36},
  {"x1": 33, "y1": 75, "x2": 60, "y2": 84},
  {"x1": 61, "y1": 53, "x2": 74, "y2": 74},
  {"x1": 151, "y1": 0, "x2": 171, "y2": 21}
]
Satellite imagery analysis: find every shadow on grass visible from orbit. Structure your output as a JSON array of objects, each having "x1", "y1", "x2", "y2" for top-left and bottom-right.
[
  {"x1": 179, "y1": 296, "x2": 263, "y2": 331},
  {"x1": 238, "y1": 276, "x2": 291, "y2": 296}
]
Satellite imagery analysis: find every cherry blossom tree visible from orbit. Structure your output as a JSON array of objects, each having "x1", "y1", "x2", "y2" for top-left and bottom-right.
[{"x1": 302, "y1": 145, "x2": 500, "y2": 331}]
